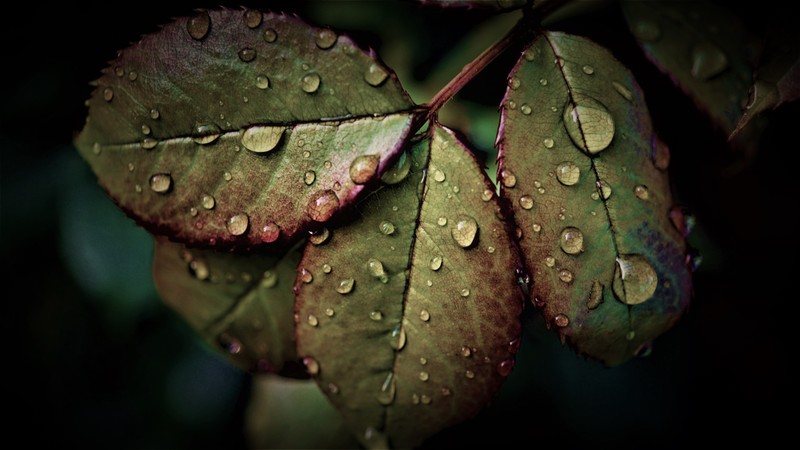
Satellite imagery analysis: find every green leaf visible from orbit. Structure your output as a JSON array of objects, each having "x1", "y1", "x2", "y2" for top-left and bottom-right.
[
  {"x1": 294, "y1": 125, "x2": 523, "y2": 448},
  {"x1": 498, "y1": 31, "x2": 692, "y2": 366},
  {"x1": 76, "y1": 8, "x2": 417, "y2": 250},
  {"x1": 152, "y1": 237, "x2": 301, "y2": 374},
  {"x1": 622, "y1": 0, "x2": 755, "y2": 134}
]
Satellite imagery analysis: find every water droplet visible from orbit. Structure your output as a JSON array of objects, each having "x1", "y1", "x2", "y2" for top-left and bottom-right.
[
  {"x1": 307, "y1": 190, "x2": 339, "y2": 222},
  {"x1": 149, "y1": 108, "x2": 160, "y2": 120},
  {"x1": 240, "y1": 125, "x2": 285, "y2": 153},
  {"x1": 554, "y1": 161, "x2": 581, "y2": 186},
  {"x1": 559, "y1": 227, "x2": 584, "y2": 255},
  {"x1": 508, "y1": 338, "x2": 521, "y2": 354},
  {"x1": 303, "y1": 170, "x2": 316, "y2": 186},
  {"x1": 196, "y1": 195, "x2": 214, "y2": 211},
  {"x1": 365, "y1": 258, "x2": 389, "y2": 284},
  {"x1": 263, "y1": 28, "x2": 277, "y2": 42},
  {"x1": 227, "y1": 213, "x2": 249, "y2": 236},
  {"x1": 460, "y1": 288, "x2": 470, "y2": 297},
  {"x1": 543, "y1": 138, "x2": 555, "y2": 149},
  {"x1": 363, "y1": 427, "x2": 389, "y2": 448},
  {"x1": 419, "y1": 357, "x2": 427, "y2": 365},
  {"x1": 497, "y1": 359, "x2": 515, "y2": 377},
  {"x1": 501, "y1": 169, "x2": 517, "y2": 188},
  {"x1": 524, "y1": 47, "x2": 539, "y2": 61},
  {"x1": 187, "y1": 11, "x2": 211, "y2": 40},
  {"x1": 421, "y1": 394, "x2": 432, "y2": 405},
  {"x1": 189, "y1": 259, "x2": 209, "y2": 280},
  {"x1": 243, "y1": 9, "x2": 262, "y2": 28},
  {"x1": 255, "y1": 75, "x2": 270, "y2": 89},
  {"x1": 465, "y1": 370, "x2": 475, "y2": 379},
  {"x1": 412, "y1": 394, "x2": 420, "y2": 405},
  {"x1": 544, "y1": 256, "x2": 555, "y2": 268},
  {"x1": 135, "y1": 184, "x2": 142, "y2": 193},
  {"x1": 336, "y1": 278, "x2": 354, "y2": 295},
  {"x1": 102, "y1": 87, "x2": 114, "y2": 102},
  {"x1": 554, "y1": 314, "x2": 570, "y2": 327},
  {"x1": 632, "y1": 20, "x2": 661, "y2": 42},
  {"x1": 586, "y1": 279, "x2": 604, "y2": 310},
  {"x1": 114, "y1": 66, "x2": 124, "y2": 77},
  {"x1": 612, "y1": 81, "x2": 634, "y2": 102},
  {"x1": 481, "y1": 189, "x2": 494, "y2": 202},
  {"x1": 520, "y1": 104, "x2": 532, "y2": 115},
  {"x1": 582, "y1": 65, "x2": 595, "y2": 75},
  {"x1": 437, "y1": 217, "x2": 447, "y2": 226},
  {"x1": 539, "y1": 78, "x2": 548, "y2": 86},
  {"x1": 303, "y1": 357, "x2": 319, "y2": 375},
  {"x1": 189, "y1": 207, "x2": 198, "y2": 217},
  {"x1": 307, "y1": 314, "x2": 320, "y2": 327},
  {"x1": 260, "y1": 270, "x2": 278, "y2": 288},
  {"x1": 390, "y1": 325, "x2": 406, "y2": 350},
  {"x1": 626, "y1": 330, "x2": 636, "y2": 341},
  {"x1": 558, "y1": 269, "x2": 574, "y2": 283},
  {"x1": 364, "y1": 63, "x2": 389, "y2": 86},
  {"x1": 652, "y1": 136, "x2": 670, "y2": 170},
  {"x1": 127, "y1": 71, "x2": 138, "y2": 81},
  {"x1": 193, "y1": 123, "x2": 221, "y2": 145},
  {"x1": 223, "y1": 172, "x2": 233, "y2": 182},
  {"x1": 375, "y1": 222, "x2": 396, "y2": 237},
  {"x1": 149, "y1": 173, "x2": 172, "y2": 193},
  {"x1": 140, "y1": 124, "x2": 151, "y2": 136},
  {"x1": 315, "y1": 28, "x2": 337, "y2": 49},
  {"x1": 238, "y1": 47, "x2": 257, "y2": 62},
  {"x1": 508, "y1": 77, "x2": 520, "y2": 90},
  {"x1": 634, "y1": 185, "x2": 650, "y2": 200},
  {"x1": 514, "y1": 194, "x2": 532, "y2": 210},
  {"x1": 300, "y1": 268, "x2": 313, "y2": 284},
  {"x1": 420, "y1": 310, "x2": 430, "y2": 322},
  {"x1": 127, "y1": 162, "x2": 135, "y2": 172},
  {"x1": 429, "y1": 256, "x2": 443, "y2": 272},
  {"x1": 325, "y1": 307, "x2": 335, "y2": 318},
  {"x1": 219, "y1": 334, "x2": 242, "y2": 354},
  {"x1": 349, "y1": 154, "x2": 379, "y2": 184},
  {"x1": 563, "y1": 94, "x2": 615, "y2": 154},
  {"x1": 433, "y1": 169, "x2": 446, "y2": 182},
  {"x1": 301, "y1": 73, "x2": 321, "y2": 93},
  {"x1": 613, "y1": 254, "x2": 658, "y2": 305},
  {"x1": 451, "y1": 215, "x2": 478, "y2": 248},
  {"x1": 691, "y1": 42, "x2": 728, "y2": 80},
  {"x1": 381, "y1": 151, "x2": 410, "y2": 184},
  {"x1": 306, "y1": 227, "x2": 329, "y2": 245},
  {"x1": 597, "y1": 180, "x2": 612, "y2": 199},
  {"x1": 533, "y1": 223, "x2": 542, "y2": 232},
  {"x1": 369, "y1": 311, "x2": 383, "y2": 321},
  {"x1": 419, "y1": 371, "x2": 429, "y2": 381},
  {"x1": 506, "y1": 100, "x2": 517, "y2": 110}
]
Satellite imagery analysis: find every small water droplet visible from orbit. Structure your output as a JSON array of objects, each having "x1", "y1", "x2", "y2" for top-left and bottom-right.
[
  {"x1": 300, "y1": 268, "x2": 313, "y2": 284},
  {"x1": 508, "y1": 77, "x2": 520, "y2": 90},
  {"x1": 691, "y1": 42, "x2": 728, "y2": 80},
  {"x1": 613, "y1": 254, "x2": 658, "y2": 305},
  {"x1": 437, "y1": 217, "x2": 447, "y2": 226},
  {"x1": 301, "y1": 73, "x2": 321, "y2": 93},
  {"x1": 325, "y1": 307, "x2": 335, "y2": 317},
  {"x1": 597, "y1": 180, "x2": 612, "y2": 199},
  {"x1": 381, "y1": 151, "x2": 410, "y2": 184},
  {"x1": 425, "y1": 279, "x2": 432, "y2": 287},
  {"x1": 634, "y1": 185, "x2": 650, "y2": 200},
  {"x1": 315, "y1": 28, "x2": 337, "y2": 49},
  {"x1": 227, "y1": 213, "x2": 249, "y2": 236},
  {"x1": 238, "y1": 47, "x2": 257, "y2": 62},
  {"x1": 558, "y1": 269, "x2": 574, "y2": 283},
  {"x1": 556, "y1": 161, "x2": 581, "y2": 186},
  {"x1": 149, "y1": 173, "x2": 172, "y2": 194},
  {"x1": 200, "y1": 194, "x2": 215, "y2": 210},
  {"x1": 328, "y1": 383, "x2": 339, "y2": 394},
  {"x1": 420, "y1": 357, "x2": 427, "y2": 365},
  {"x1": 303, "y1": 357, "x2": 319, "y2": 375},
  {"x1": 364, "y1": 63, "x2": 389, "y2": 86},
  {"x1": 506, "y1": 100, "x2": 517, "y2": 110},
  {"x1": 487, "y1": 246, "x2": 495, "y2": 254},
  {"x1": 303, "y1": 170, "x2": 316, "y2": 186},
  {"x1": 460, "y1": 346, "x2": 472, "y2": 357},
  {"x1": 543, "y1": 138, "x2": 555, "y2": 149},
  {"x1": 187, "y1": 11, "x2": 211, "y2": 40},
  {"x1": 586, "y1": 279, "x2": 604, "y2": 310},
  {"x1": 308, "y1": 227, "x2": 329, "y2": 245},
  {"x1": 520, "y1": 104, "x2": 532, "y2": 115},
  {"x1": 544, "y1": 256, "x2": 555, "y2": 268},
  {"x1": 241, "y1": 125, "x2": 284, "y2": 153},
  {"x1": 336, "y1": 278, "x2": 354, "y2": 295},
  {"x1": 433, "y1": 169, "x2": 446, "y2": 182},
  {"x1": 377, "y1": 221, "x2": 396, "y2": 236},
  {"x1": 307, "y1": 190, "x2": 339, "y2": 222},
  {"x1": 127, "y1": 162, "x2": 135, "y2": 172},
  {"x1": 189, "y1": 259, "x2": 209, "y2": 280},
  {"x1": 508, "y1": 338, "x2": 521, "y2": 354},
  {"x1": 554, "y1": 314, "x2": 570, "y2": 328},
  {"x1": 559, "y1": 227, "x2": 584, "y2": 254},
  {"x1": 419, "y1": 371, "x2": 429, "y2": 382},
  {"x1": 223, "y1": 171, "x2": 233, "y2": 182},
  {"x1": 149, "y1": 108, "x2": 160, "y2": 120},
  {"x1": 563, "y1": 94, "x2": 615, "y2": 154},
  {"x1": 243, "y1": 9, "x2": 262, "y2": 28},
  {"x1": 263, "y1": 28, "x2": 277, "y2": 42},
  {"x1": 626, "y1": 330, "x2": 636, "y2": 341},
  {"x1": 189, "y1": 207, "x2": 198, "y2": 217},
  {"x1": 497, "y1": 359, "x2": 515, "y2": 377},
  {"x1": 114, "y1": 66, "x2": 124, "y2": 77},
  {"x1": 193, "y1": 123, "x2": 221, "y2": 145},
  {"x1": 349, "y1": 154, "x2": 379, "y2": 184},
  {"x1": 501, "y1": 169, "x2": 517, "y2": 188},
  {"x1": 307, "y1": 315, "x2": 319, "y2": 327},
  {"x1": 421, "y1": 394, "x2": 432, "y2": 405},
  {"x1": 255, "y1": 74, "x2": 270, "y2": 89},
  {"x1": 524, "y1": 47, "x2": 539, "y2": 61},
  {"x1": 460, "y1": 288, "x2": 470, "y2": 297},
  {"x1": 134, "y1": 184, "x2": 142, "y2": 193},
  {"x1": 428, "y1": 256, "x2": 443, "y2": 272},
  {"x1": 582, "y1": 65, "x2": 595, "y2": 75},
  {"x1": 390, "y1": 324, "x2": 406, "y2": 350},
  {"x1": 140, "y1": 124, "x2": 151, "y2": 136},
  {"x1": 219, "y1": 334, "x2": 242, "y2": 354},
  {"x1": 612, "y1": 81, "x2": 634, "y2": 102},
  {"x1": 481, "y1": 189, "x2": 494, "y2": 202},
  {"x1": 465, "y1": 370, "x2": 475, "y2": 379},
  {"x1": 451, "y1": 215, "x2": 478, "y2": 248},
  {"x1": 539, "y1": 78, "x2": 548, "y2": 86},
  {"x1": 261, "y1": 270, "x2": 278, "y2": 288},
  {"x1": 420, "y1": 310, "x2": 430, "y2": 322},
  {"x1": 369, "y1": 310, "x2": 383, "y2": 321},
  {"x1": 102, "y1": 87, "x2": 114, "y2": 102},
  {"x1": 533, "y1": 223, "x2": 542, "y2": 232},
  {"x1": 652, "y1": 136, "x2": 670, "y2": 170},
  {"x1": 632, "y1": 20, "x2": 661, "y2": 42},
  {"x1": 127, "y1": 71, "x2": 138, "y2": 81}
]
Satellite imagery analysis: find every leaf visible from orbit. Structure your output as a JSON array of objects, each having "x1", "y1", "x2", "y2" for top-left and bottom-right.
[
  {"x1": 418, "y1": 0, "x2": 528, "y2": 11},
  {"x1": 621, "y1": 0, "x2": 756, "y2": 134},
  {"x1": 497, "y1": 31, "x2": 692, "y2": 365},
  {"x1": 152, "y1": 237, "x2": 301, "y2": 374},
  {"x1": 75, "y1": 8, "x2": 417, "y2": 251},
  {"x1": 294, "y1": 125, "x2": 523, "y2": 448}
]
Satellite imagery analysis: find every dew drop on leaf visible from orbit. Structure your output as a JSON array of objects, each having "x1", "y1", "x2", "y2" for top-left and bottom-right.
[
  {"x1": 419, "y1": 371, "x2": 429, "y2": 381},
  {"x1": 304, "y1": 170, "x2": 316, "y2": 186},
  {"x1": 186, "y1": 11, "x2": 211, "y2": 40},
  {"x1": 554, "y1": 313, "x2": 570, "y2": 328},
  {"x1": 141, "y1": 124, "x2": 151, "y2": 135},
  {"x1": 419, "y1": 310, "x2": 430, "y2": 322},
  {"x1": 563, "y1": 94, "x2": 615, "y2": 154},
  {"x1": 364, "y1": 63, "x2": 388, "y2": 87},
  {"x1": 201, "y1": 194, "x2": 215, "y2": 210},
  {"x1": 102, "y1": 87, "x2": 114, "y2": 102},
  {"x1": 451, "y1": 215, "x2": 478, "y2": 248},
  {"x1": 558, "y1": 269, "x2": 574, "y2": 283},
  {"x1": 255, "y1": 75, "x2": 270, "y2": 89},
  {"x1": 226, "y1": 213, "x2": 249, "y2": 236},
  {"x1": 325, "y1": 307, "x2": 335, "y2": 317},
  {"x1": 390, "y1": 324, "x2": 406, "y2": 350},
  {"x1": 193, "y1": 123, "x2": 221, "y2": 145},
  {"x1": 520, "y1": 104, "x2": 532, "y2": 115},
  {"x1": 367, "y1": 258, "x2": 389, "y2": 283},
  {"x1": 597, "y1": 180, "x2": 612, "y2": 199},
  {"x1": 238, "y1": 47, "x2": 257, "y2": 62},
  {"x1": 559, "y1": 227, "x2": 584, "y2": 255},
  {"x1": 586, "y1": 279, "x2": 604, "y2": 310},
  {"x1": 349, "y1": 154, "x2": 379, "y2": 184},
  {"x1": 430, "y1": 256, "x2": 443, "y2": 271},
  {"x1": 240, "y1": 125, "x2": 285, "y2": 153},
  {"x1": 307, "y1": 314, "x2": 319, "y2": 327},
  {"x1": 690, "y1": 42, "x2": 729, "y2": 80},
  {"x1": 189, "y1": 259, "x2": 209, "y2": 281},
  {"x1": 519, "y1": 195, "x2": 534, "y2": 210},
  {"x1": 612, "y1": 254, "x2": 658, "y2": 305},
  {"x1": 315, "y1": 29, "x2": 337, "y2": 49},
  {"x1": 308, "y1": 227, "x2": 330, "y2": 245},
  {"x1": 582, "y1": 65, "x2": 595, "y2": 75},
  {"x1": 243, "y1": 9, "x2": 262, "y2": 29},
  {"x1": 322, "y1": 264, "x2": 332, "y2": 274},
  {"x1": 379, "y1": 221, "x2": 395, "y2": 235},
  {"x1": 612, "y1": 81, "x2": 634, "y2": 102},
  {"x1": 300, "y1": 268, "x2": 313, "y2": 284},
  {"x1": 543, "y1": 138, "x2": 554, "y2": 148},
  {"x1": 369, "y1": 311, "x2": 383, "y2": 321},
  {"x1": 465, "y1": 370, "x2": 475, "y2": 379},
  {"x1": 260, "y1": 270, "x2": 277, "y2": 288},
  {"x1": 381, "y1": 151, "x2": 410, "y2": 184},
  {"x1": 555, "y1": 162, "x2": 580, "y2": 186},
  {"x1": 496, "y1": 359, "x2": 515, "y2": 377},
  {"x1": 149, "y1": 108, "x2": 160, "y2": 120},
  {"x1": 336, "y1": 278, "x2": 354, "y2": 295},
  {"x1": 634, "y1": 185, "x2": 650, "y2": 200},
  {"x1": 149, "y1": 173, "x2": 172, "y2": 194},
  {"x1": 377, "y1": 372, "x2": 396, "y2": 405},
  {"x1": 263, "y1": 28, "x2": 277, "y2": 42},
  {"x1": 303, "y1": 357, "x2": 320, "y2": 375},
  {"x1": 307, "y1": 190, "x2": 339, "y2": 222},
  {"x1": 301, "y1": 73, "x2": 321, "y2": 93}
]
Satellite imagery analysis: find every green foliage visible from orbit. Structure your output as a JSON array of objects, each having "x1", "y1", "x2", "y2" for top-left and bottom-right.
[{"x1": 72, "y1": 0, "x2": 793, "y2": 447}]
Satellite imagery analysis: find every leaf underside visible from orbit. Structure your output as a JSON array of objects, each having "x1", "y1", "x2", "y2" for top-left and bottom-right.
[
  {"x1": 294, "y1": 125, "x2": 523, "y2": 448},
  {"x1": 498, "y1": 31, "x2": 692, "y2": 365},
  {"x1": 152, "y1": 237, "x2": 301, "y2": 374},
  {"x1": 76, "y1": 8, "x2": 417, "y2": 251}
]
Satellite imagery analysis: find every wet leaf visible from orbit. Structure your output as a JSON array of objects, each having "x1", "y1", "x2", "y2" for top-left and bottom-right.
[
  {"x1": 76, "y1": 8, "x2": 417, "y2": 251},
  {"x1": 152, "y1": 237, "x2": 301, "y2": 373},
  {"x1": 498, "y1": 31, "x2": 692, "y2": 365},
  {"x1": 418, "y1": 0, "x2": 528, "y2": 11},
  {"x1": 622, "y1": 0, "x2": 755, "y2": 134},
  {"x1": 294, "y1": 125, "x2": 523, "y2": 448}
]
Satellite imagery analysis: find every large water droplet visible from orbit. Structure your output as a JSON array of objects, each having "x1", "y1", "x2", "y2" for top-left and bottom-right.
[
  {"x1": 613, "y1": 254, "x2": 658, "y2": 305},
  {"x1": 243, "y1": 9, "x2": 262, "y2": 28},
  {"x1": 336, "y1": 278, "x2": 354, "y2": 295},
  {"x1": 227, "y1": 213, "x2": 249, "y2": 236},
  {"x1": 508, "y1": 77, "x2": 520, "y2": 90},
  {"x1": 381, "y1": 151, "x2": 410, "y2": 184},
  {"x1": 364, "y1": 63, "x2": 389, "y2": 87},
  {"x1": 501, "y1": 169, "x2": 517, "y2": 188},
  {"x1": 520, "y1": 104, "x2": 532, "y2": 115},
  {"x1": 315, "y1": 29, "x2": 337, "y2": 49},
  {"x1": 255, "y1": 75, "x2": 270, "y2": 89},
  {"x1": 301, "y1": 73, "x2": 321, "y2": 93},
  {"x1": 497, "y1": 359, "x2": 515, "y2": 377},
  {"x1": 241, "y1": 125, "x2": 285, "y2": 153},
  {"x1": 519, "y1": 195, "x2": 534, "y2": 210},
  {"x1": 193, "y1": 124, "x2": 221, "y2": 145},
  {"x1": 303, "y1": 357, "x2": 319, "y2": 375},
  {"x1": 437, "y1": 217, "x2": 447, "y2": 227},
  {"x1": 149, "y1": 173, "x2": 172, "y2": 194},
  {"x1": 563, "y1": 94, "x2": 615, "y2": 154},
  {"x1": 632, "y1": 20, "x2": 661, "y2": 42},
  {"x1": 307, "y1": 190, "x2": 339, "y2": 222},
  {"x1": 303, "y1": 170, "x2": 316, "y2": 186},
  {"x1": 634, "y1": 185, "x2": 650, "y2": 200},
  {"x1": 263, "y1": 28, "x2": 277, "y2": 42},
  {"x1": 379, "y1": 221, "x2": 395, "y2": 236},
  {"x1": 559, "y1": 227, "x2": 584, "y2": 254},
  {"x1": 349, "y1": 154, "x2": 379, "y2": 184},
  {"x1": 201, "y1": 194, "x2": 215, "y2": 210},
  {"x1": 691, "y1": 42, "x2": 728, "y2": 80},
  {"x1": 390, "y1": 324, "x2": 406, "y2": 350},
  {"x1": 433, "y1": 169, "x2": 445, "y2": 183},
  {"x1": 367, "y1": 258, "x2": 389, "y2": 283},
  {"x1": 187, "y1": 11, "x2": 211, "y2": 40},
  {"x1": 307, "y1": 314, "x2": 319, "y2": 327},
  {"x1": 556, "y1": 162, "x2": 581, "y2": 186},
  {"x1": 554, "y1": 314, "x2": 569, "y2": 328},
  {"x1": 586, "y1": 279, "x2": 604, "y2": 310},
  {"x1": 430, "y1": 256, "x2": 443, "y2": 271},
  {"x1": 451, "y1": 215, "x2": 478, "y2": 248}
]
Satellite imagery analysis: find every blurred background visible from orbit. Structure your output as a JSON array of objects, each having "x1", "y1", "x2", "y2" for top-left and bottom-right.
[{"x1": 3, "y1": 0, "x2": 794, "y2": 448}]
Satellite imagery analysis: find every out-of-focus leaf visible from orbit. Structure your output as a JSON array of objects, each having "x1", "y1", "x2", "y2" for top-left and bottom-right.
[
  {"x1": 622, "y1": 0, "x2": 755, "y2": 134},
  {"x1": 152, "y1": 237, "x2": 301, "y2": 374},
  {"x1": 498, "y1": 31, "x2": 692, "y2": 366},
  {"x1": 294, "y1": 125, "x2": 523, "y2": 448},
  {"x1": 76, "y1": 8, "x2": 417, "y2": 251},
  {"x1": 418, "y1": 0, "x2": 528, "y2": 11}
]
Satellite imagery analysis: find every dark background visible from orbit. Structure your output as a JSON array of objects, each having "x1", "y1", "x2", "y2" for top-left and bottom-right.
[{"x1": 3, "y1": 1, "x2": 793, "y2": 448}]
